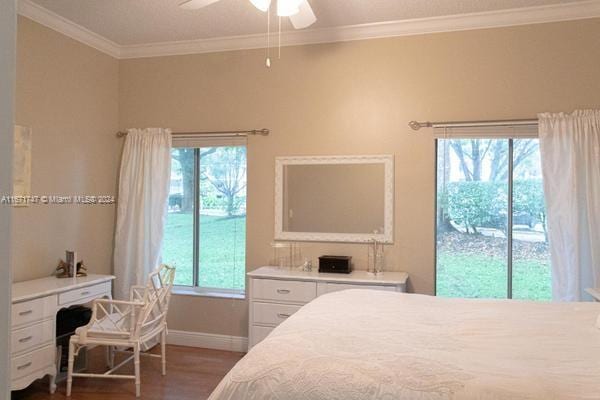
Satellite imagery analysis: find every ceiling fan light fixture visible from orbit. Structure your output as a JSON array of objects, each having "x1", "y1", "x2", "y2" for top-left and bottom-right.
[
  {"x1": 179, "y1": 0, "x2": 222, "y2": 9},
  {"x1": 277, "y1": 0, "x2": 302, "y2": 17},
  {"x1": 289, "y1": 0, "x2": 316, "y2": 29},
  {"x1": 249, "y1": 0, "x2": 271, "y2": 12}
]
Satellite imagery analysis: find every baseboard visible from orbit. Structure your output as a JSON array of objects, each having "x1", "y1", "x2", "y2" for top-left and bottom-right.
[{"x1": 167, "y1": 329, "x2": 248, "y2": 353}]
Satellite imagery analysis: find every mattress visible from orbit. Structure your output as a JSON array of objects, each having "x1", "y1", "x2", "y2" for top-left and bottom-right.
[{"x1": 209, "y1": 290, "x2": 600, "y2": 400}]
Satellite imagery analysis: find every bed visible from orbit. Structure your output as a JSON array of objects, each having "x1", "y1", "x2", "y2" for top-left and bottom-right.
[{"x1": 209, "y1": 290, "x2": 600, "y2": 400}]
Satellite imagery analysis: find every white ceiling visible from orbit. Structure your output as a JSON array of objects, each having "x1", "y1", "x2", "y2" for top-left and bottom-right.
[{"x1": 29, "y1": 0, "x2": 582, "y2": 46}]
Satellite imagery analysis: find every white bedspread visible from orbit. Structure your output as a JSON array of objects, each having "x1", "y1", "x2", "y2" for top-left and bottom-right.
[{"x1": 209, "y1": 290, "x2": 600, "y2": 400}]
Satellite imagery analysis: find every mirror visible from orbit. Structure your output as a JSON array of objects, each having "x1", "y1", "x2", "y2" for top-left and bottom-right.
[{"x1": 275, "y1": 155, "x2": 394, "y2": 243}]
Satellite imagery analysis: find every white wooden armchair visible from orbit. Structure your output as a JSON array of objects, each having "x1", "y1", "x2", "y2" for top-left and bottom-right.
[{"x1": 66, "y1": 264, "x2": 175, "y2": 397}]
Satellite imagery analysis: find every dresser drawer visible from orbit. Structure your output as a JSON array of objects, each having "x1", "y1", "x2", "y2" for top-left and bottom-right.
[
  {"x1": 252, "y1": 302, "x2": 302, "y2": 326},
  {"x1": 11, "y1": 320, "x2": 54, "y2": 355},
  {"x1": 250, "y1": 325, "x2": 275, "y2": 348},
  {"x1": 252, "y1": 279, "x2": 316, "y2": 303},
  {"x1": 11, "y1": 345, "x2": 55, "y2": 381},
  {"x1": 58, "y1": 282, "x2": 111, "y2": 305},
  {"x1": 11, "y1": 296, "x2": 55, "y2": 328}
]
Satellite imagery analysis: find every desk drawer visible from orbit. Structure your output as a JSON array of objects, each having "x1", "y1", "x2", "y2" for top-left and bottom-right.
[
  {"x1": 58, "y1": 282, "x2": 111, "y2": 305},
  {"x1": 12, "y1": 296, "x2": 54, "y2": 328},
  {"x1": 11, "y1": 345, "x2": 55, "y2": 381},
  {"x1": 252, "y1": 302, "x2": 302, "y2": 326},
  {"x1": 11, "y1": 320, "x2": 54, "y2": 355},
  {"x1": 252, "y1": 279, "x2": 316, "y2": 303}
]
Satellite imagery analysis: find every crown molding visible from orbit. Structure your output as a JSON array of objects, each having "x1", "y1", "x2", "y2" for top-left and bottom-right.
[
  {"x1": 18, "y1": 0, "x2": 600, "y2": 60},
  {"x1": 120, "y1": 0, "x2": 600, "y2": 59},
  {"x1": 17, "y1": 0, "x2": 121, "y2": 58}
]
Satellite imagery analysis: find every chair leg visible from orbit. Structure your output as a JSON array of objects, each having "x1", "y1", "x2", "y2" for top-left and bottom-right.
[
  {"x1": 66, "y1": 341, "x2": 75, "y2": 397},
  {"x1": 161, "y1": 329, "x2": 167, "y2": 376},
  {"x1": 106, "y1": 345, "x2": 114, "y2": 368},
  {"x1": 134, "y1": 344, "x2": 141, "y2": 397}
]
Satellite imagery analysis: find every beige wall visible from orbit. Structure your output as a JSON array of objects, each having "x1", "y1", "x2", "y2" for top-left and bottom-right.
[
  {"x1": 13, "y1": 16, "x2": 600, "y2": 337},
  {"x1": 119, "y1": 19, "x2": 600, "y2": 337},
  {"x1": 1, "y1": 0, "x2": 16, "y2": 395},
  {"x1": 13, "y1": 16, "x2": 120, "y2": 282}
]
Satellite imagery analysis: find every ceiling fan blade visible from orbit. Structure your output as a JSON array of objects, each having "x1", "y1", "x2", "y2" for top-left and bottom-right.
[
  {"x1": 249, "y1": 0, "x2": 271, "y2": 12},
  {"x1": 289, "y1": 0, "x2": 316, "y2": 29},
  {"x1": 179, "y1": 0, "x2": 222, "y2": 10}
]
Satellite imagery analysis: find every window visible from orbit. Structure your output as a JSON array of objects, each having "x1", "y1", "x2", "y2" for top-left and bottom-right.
[
  {"x1": 435, "y1": 131, "x2": 551, "y2": 301},
  {"x1": 163, "y1": 141, "x2": 247, "y2": 296}
]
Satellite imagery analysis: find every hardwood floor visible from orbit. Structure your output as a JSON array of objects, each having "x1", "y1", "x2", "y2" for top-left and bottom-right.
[{"x1": 12, "y1": 345, "x2": 245, "y2": 400}]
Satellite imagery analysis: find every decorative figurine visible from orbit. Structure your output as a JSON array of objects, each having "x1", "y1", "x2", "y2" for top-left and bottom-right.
[{"x1": 55, "y1": 259, "x2": 88, "y2": 278}]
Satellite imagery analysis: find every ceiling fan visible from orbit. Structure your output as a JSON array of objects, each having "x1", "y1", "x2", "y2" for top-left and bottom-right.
[{"x1": 179, "y1": 0, "x2": 317, "y2": 29}]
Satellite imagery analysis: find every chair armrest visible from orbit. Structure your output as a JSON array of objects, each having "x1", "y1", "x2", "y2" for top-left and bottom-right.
[
  {"x1": 93, "y1": 298, "x2": 145, "y2": 307},
  {"x1": 90, "y1": 298, "x2": 145, "y2": 323}
]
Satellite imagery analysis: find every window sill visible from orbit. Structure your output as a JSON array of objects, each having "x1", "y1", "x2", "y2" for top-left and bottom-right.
[{"x1": 172, "y1": 285, "x2": 245, "y2": 300}]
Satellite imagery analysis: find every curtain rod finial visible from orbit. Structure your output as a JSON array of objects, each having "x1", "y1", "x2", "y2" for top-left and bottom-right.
[
  {"x1": 254, "y1": 128, "x2": 270, "y2": 136},
  {"x1": 408, "y1": 121, "x2": 424, "y2": 131}
]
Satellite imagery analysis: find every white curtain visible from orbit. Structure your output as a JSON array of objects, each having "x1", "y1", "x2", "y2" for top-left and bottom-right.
[
  {"x1": 113, "y1": 128, "x2": 172, "y2": 300},
  {"x1": 538, "y1": 110, "x2": 600, "y2": 301}
]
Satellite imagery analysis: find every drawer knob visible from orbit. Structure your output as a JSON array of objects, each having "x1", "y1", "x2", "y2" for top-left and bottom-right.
[
  {"x1": 17, "y1": 362, "x2": 32, "y2": 370},
  {"x1": 18, "y1": 336, "x2": 33, "y2": 343},
  {"x1": 81, "y1": 291, "x2": 91, "y2": 296},
  {"x1": 277, "y1": 313, "x2": 291, "y2": 319},
  {"x1": 18, "y1": 310, "x2": 33, "y2": 316},
  {"x1": 276, "y1": 289, "x2": 290, "y2": 294}
]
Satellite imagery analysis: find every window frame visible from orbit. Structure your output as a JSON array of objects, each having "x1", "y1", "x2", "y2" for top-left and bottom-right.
[
  {"x1": 167, "y1": 138, "x2": 247, "y2": 299},
  {"x1": 171, "y1": 285, "x2": 245, "y2": 299},
  {"x1": 434, "y1": 128, "x2": 545, "y2": 300}
]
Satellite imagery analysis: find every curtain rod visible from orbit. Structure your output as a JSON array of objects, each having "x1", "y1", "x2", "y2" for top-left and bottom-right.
[
  {"x1": 116, "y1": 128, "x2": 270, "y2": 138},
  {"x1": 408, "y1": 119, "x2": 538, "y2": 131}
]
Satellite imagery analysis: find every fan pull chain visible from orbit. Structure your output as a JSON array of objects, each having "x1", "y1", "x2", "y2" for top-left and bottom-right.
[
  {"x1": 266, "y1": 3, "x2": 271, "y2": 68},
  {"x1": 278, "y1": 15, "x2": 282, "y2": 59}
]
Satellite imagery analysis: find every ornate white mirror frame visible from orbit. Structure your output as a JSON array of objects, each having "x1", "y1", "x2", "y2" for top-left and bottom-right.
[{"x1": 274, "y1": 155, "x2": 394, "y2": 243}]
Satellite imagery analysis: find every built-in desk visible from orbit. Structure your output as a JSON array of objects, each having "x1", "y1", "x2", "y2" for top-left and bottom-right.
[{"x1": 11, "y1": 274, "x2": 114, "y2": 393}]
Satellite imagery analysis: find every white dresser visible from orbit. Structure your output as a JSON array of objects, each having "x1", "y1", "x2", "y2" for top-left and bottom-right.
[
  {"x1": 11, "y1": 274, "x2": 114, "y2": 393},
  {"x1": 247, "y1": 266, "x2": 408, "y2": 349}
]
